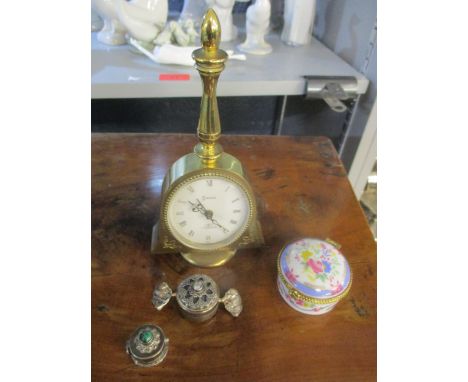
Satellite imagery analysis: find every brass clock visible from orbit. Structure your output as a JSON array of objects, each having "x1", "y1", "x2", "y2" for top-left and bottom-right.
[{"x1": 151, "y1": 9, "x2": 264, "y2": 267}]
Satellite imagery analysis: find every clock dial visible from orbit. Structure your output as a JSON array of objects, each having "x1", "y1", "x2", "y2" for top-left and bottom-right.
[{"x1": 166, "y1": 176, "x2": 251, "y2": 250}]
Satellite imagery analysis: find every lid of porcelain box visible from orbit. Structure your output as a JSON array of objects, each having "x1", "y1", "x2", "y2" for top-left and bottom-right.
[{"x1": 278, "y1": 238, "x2": 351, "y2": 300}]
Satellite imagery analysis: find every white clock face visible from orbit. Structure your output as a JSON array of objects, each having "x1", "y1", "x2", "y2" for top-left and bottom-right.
[{"x1": 166, "y1": 176, "x2": 251, "y2": 250}]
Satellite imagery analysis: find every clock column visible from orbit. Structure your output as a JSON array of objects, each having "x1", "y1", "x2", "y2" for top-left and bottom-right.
[{"x1": 192, "y1": 8, "x2": 228, "y2": 164}]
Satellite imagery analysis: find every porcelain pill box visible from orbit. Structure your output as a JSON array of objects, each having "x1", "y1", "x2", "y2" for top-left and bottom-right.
[{"x1": 277, "y1": 238, "x2": 352, "y2": 315}]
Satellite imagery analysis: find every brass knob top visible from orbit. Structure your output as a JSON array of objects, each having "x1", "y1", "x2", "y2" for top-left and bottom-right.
[
  {"x1": 192, "y1": 8, "x2": 228, "y2": 66},
  {"x1": 201, "y1": 8, "x2": 220, "y2": 51}
]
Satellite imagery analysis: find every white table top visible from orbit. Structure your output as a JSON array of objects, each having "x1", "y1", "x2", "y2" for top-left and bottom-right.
[{"x1": 91, "y1": 31, "x2": 368, "y2": 99}]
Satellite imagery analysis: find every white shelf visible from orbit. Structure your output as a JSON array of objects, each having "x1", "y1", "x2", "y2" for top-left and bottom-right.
[{"x1": 92, "y1": 30, "x2": 368, "y2": 99}]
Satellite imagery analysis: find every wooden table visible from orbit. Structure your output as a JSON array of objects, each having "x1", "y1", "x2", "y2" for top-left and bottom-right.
[{"x1": 92, "y1": 134, "x2": 376, "y2": 382}]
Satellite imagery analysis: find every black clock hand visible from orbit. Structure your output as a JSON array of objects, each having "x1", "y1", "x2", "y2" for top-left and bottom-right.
[
  {"x1": 191, "y1": 199, "x2": 215, "y2": 220},
  {"x1": 196, "y1": 199, "x2": 214, "y2": 220},
  {"x1": 188, "y1": 200, "x2": 206, "y2": 214},
  {"x1": 189, "y1": 200, "x2": 215, "y2": 223},
  {"x1": 210, "y1": 218, "x2": 229, "y2": 233},
  {"x1": 189, "y1": 200, "x2": 227, "y2": 232}
]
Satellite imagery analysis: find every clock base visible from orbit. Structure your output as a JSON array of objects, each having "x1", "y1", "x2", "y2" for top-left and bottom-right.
[
  {"x1": 151, "y1": 220, "x2": 264, "y2": 268},
  {"x1": 151, "y1": 222, "x2": 235, "y2": 267},
  {"x1": 151, "y1": 223, "x2": 236, "y2": 268},
  {"x1": 180, "y1": 250, "x2": 236, "y2": 268}
]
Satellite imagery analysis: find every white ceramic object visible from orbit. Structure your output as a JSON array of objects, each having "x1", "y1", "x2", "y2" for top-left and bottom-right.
[
  {"x1": 172, "y1": 20, "x2": 191, "y2": 46},
  {"x1": 91, "y1": 9, "x2": 104, "y2": 32},
  {"x1": 154, "y1": 24, "x2": 173, "y2": 45},
  {"x1": 91, "y1": 0, "x2": 127, "y2": 45},
  {"x1": 277, "y1": 238, "x2": 352, "y2": 315},
  {"x1": 238, "y1": 0, "x2": 272, "y2": 55},
  {"x1": 281, "y1": 0, "x2": 316, "y2": 46},
  {"x1": 153, "y1": 44, "x2": 197, "y2": 66},
  {"x1": 129, "y1": 38, "x2": 246, "y2": 66},
  {"x1": 205, "y1": 0, "x2": 237, "y2": 42},
  {"x1": 116, "y1": 0, "x2": 168, "y2": 43},
  {"x1": 153, "y1": 19, "x2": 199, "y2": 47},
  {"x1": 182, "y1": 19, "x2": 199, "y2": 44},
  {"x1": 180, "y1": 0, "x2": 207, "y2": 26}
]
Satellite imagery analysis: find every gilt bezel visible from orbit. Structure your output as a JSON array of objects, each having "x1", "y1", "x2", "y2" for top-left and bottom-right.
[{"x1": 162, "y1": 169, "x2": 255, "y2": 251}]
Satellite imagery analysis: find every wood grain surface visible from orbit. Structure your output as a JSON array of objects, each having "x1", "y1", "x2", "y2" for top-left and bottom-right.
[{"x1": 92, "y1": 134, "x2": 376, "y2": 382}]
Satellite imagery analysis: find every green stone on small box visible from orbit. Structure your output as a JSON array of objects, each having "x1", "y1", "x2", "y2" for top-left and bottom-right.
[
  {"x1": 139, "y1": 330, "x2": 154, "y2": 344},
  {"x1": 127, "y1": 324, "x2": 169, "y2": 367}
]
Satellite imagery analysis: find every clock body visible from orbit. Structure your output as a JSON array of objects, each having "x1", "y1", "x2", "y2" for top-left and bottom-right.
[
  {"x1": 151, "y1": 151, "x2": 264, "y2": 267},
  {"x1": 151, "y1": 9, "x2": 264, "y2": 267}
]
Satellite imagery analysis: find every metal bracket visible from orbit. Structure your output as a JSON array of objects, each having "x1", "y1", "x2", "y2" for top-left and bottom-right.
[{"x1": 304, "y1": 76, "x2": 358, "y2": 113}]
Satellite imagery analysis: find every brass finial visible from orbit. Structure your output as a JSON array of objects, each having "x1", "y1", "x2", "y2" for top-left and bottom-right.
[
  {"x1": 192, "y1": 9, "x2": 228, "y2": 163},
  {"x1": 201, "y1": 8, "x2": 220, "y2": 51}
]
